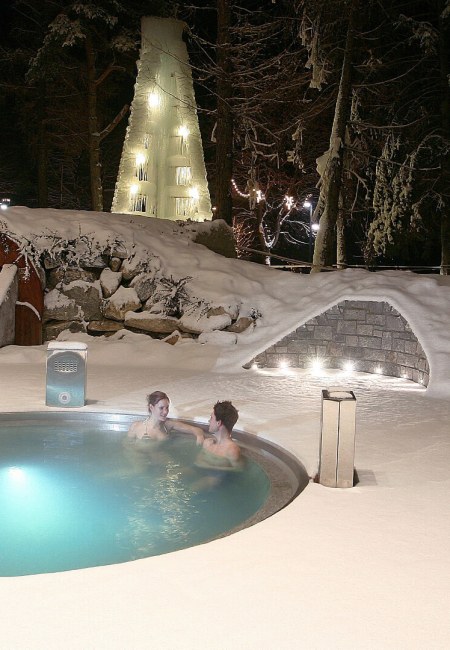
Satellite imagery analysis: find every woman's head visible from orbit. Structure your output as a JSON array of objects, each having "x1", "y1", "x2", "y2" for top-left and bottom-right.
[
  {"x1": 147, "y1": 391, "x2": 169, "y2": 408},
  {"x1": 147, "y1": 391, "x2": 170, "y2": 422}
]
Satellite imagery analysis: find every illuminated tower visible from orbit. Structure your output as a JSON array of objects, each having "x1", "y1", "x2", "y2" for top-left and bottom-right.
[{"x1": 112, "y1": 17, "x2": 212, "y2": 221}]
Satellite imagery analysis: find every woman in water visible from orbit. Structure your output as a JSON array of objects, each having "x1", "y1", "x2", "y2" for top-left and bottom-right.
[{"x1": 127, "y1": 391, "x2": 204, "y2": 445}]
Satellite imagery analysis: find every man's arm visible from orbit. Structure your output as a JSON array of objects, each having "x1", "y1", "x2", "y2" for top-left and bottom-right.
[{"x1": 166, "y1": 419, "x2": 205, "y2": 445}]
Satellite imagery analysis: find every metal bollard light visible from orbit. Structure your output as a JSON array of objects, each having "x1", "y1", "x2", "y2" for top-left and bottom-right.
[
  {"x1": 45, "y1": 342, "x2": 88, "y2": 407},
  {"x1": 319, "y1": 389, "x2": 356, "y2": 488}
]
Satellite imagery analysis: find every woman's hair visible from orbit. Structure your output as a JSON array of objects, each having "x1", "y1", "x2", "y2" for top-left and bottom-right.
[{"x1": 147, "y1": 391, "x2": 170, "y2": 410}]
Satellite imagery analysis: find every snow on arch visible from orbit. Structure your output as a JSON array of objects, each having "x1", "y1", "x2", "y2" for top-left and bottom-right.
[
  {"x1": 230, "y1": 269, "x2": 450, "y2": 397},
  {"x1": 251, "y1": 298, "x2": 430, "y2": 386}
]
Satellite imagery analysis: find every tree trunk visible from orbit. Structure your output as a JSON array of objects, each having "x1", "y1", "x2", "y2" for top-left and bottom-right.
[
  {"x1": 336, "y1": 192, "x2": 346, "y2": 268},
  {"x1": 215, "y1": 0, "x2": 233, "y2": 225},
  {"x1": 438, "y1": 0, "x2": 449, "y2": 274},
  {"x1": 37, "y1": 115, "x2": 48, "y2": 208},
  {"x1": 311, "y1": 0, "x2": 358, "y2": 272},
  {"x1": 85, "y1": 34, "x2": 103, "y2": 212}
]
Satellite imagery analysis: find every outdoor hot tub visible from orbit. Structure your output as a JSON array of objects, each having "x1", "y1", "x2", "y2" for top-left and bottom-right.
[{"x1": 0, "y1": 411, "x2": 309, "y2": 576}]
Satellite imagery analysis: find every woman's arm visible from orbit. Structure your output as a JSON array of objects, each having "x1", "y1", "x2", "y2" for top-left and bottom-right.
[{"x1": 127, "y1": 421, "x2": 138, "y2": 438}]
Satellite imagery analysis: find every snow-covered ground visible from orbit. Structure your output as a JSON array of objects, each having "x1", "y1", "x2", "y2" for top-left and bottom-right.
[{"x1": 1, "y1": 207, "x2": 449, "y2": 649}]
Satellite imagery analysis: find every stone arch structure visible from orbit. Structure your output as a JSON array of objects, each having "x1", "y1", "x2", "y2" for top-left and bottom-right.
[{"x1": 252, "y1": 300, "x2": 429, "y2": 386}]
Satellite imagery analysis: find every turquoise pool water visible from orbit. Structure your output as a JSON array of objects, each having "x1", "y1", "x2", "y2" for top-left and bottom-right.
[{"x1": 0, "y1": 418, "x2": 270, "y2": 576}]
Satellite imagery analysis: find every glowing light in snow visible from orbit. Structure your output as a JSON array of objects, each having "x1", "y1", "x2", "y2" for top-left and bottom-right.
[
  {"x1": 310, "y1": 358, "x2": 325, "y2": 373},
  {"x1": 178, "y1": 125, "x2": 190, "y2": 139},
  {"x1": 148, "y1": 92, "x2": 160, "y2": 108}
]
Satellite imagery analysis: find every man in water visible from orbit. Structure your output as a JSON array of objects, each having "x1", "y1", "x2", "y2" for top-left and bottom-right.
[{"x1": 196, "y1": 401, "x2": 241, "y2": 469}]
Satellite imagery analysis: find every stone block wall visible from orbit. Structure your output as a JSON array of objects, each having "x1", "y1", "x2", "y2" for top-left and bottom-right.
[{"x1": 253, "y1": 300, "x2": 429, "y2": 386}]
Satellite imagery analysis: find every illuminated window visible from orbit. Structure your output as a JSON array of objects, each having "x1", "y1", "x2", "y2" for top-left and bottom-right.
[
  {"x1": 135, "y1": 154, "x2": 148, "y2": 181},
  {"x1": 176, "y1": 167, "x2": 192, "y2": 185},
  {"x1": 177, "y1": 126, "x2": 189, "y2": 155},
  {"x1": 175, "y1": 197, "x2": 196, "y2": 217},
  {"x1": 130, "y1": 193, "x2": 148, "y2": 212}
]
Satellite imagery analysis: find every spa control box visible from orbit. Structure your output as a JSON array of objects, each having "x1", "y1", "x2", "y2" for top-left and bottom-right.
[{"x1": 46, "y1": 342, "x2": 88, "y2": 407}]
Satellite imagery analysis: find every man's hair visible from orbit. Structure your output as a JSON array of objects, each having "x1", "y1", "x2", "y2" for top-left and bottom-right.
[{"x1": 213, "y1": 400, "x2": 239, "y2": 432}]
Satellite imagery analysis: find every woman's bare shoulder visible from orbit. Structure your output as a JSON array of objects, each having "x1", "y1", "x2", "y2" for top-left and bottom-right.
[{"x1": 128, "y1": 419, "x2": 146, "y2": 437}]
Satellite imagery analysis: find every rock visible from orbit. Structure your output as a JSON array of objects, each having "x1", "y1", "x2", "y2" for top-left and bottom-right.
[
  {"x1": 124, "y1": 312, "x2": 180, "y2": 334},
  {"x1": 102, "y1": 286, "x2": 141, "y2": 321},
  {"x1": 44, "y1": 289, "x2": 81, "y2": 322},
  {"x1": 107, "y1": 242, "x2": 128, "y2": 259},
  {"x1": 161, "y1": 330, "x2": 193, "y2": 344},
  {"x1": 62, "y1": 280, "x2": 103, "y2": 320},
  {"x1": 87, "y1": 320, "x2": 124, "y2": 333},
  {"x1": 121, "y1": 255, "x2": 145, "y2": 281},
  {"x1": 109, "y1": 257, "x2": 122, "y2": 272},
  {"x1": 207, "y1": 304, "x2": 240, "y2": 320},
  {"x1": 44, "y1": 320, "x2": 86, "y2": 341},
  {"x1": 100, "y1": 268, "x2": 122, "y2": 298},
  {"x1": 79, "y1": 254, "x2": 108, "y2": 269},
  {"x1": 225, "y1": 303, "x2": 240, "y2": 320},
  {"x1": 207, "y1": 306, "x2": 227, "y2": 317},
  {"x1": 130, "y1": 272, "x2": 156, "y2": 302},
  {"x1": 163, "y1": 330, "x2": 183, "y2": 345},
  {"x1": 47, "y1": 267, "x2": 98, "y2": 290},
  {"x1": 227, "y1": 316, "x2": 254, "y2": 333},
  {"x1": 143, "y1": 297, "x2": 165, "y2": 314},
  {"x1": 122, "y1": 253, "x2": 161, "y2": 281},
  {"x1": 179, "y1": 311, "x2": 232, "y2": 334},
  {"x1": 42, "y1": 253, "x2": 60, "y2": 270}
]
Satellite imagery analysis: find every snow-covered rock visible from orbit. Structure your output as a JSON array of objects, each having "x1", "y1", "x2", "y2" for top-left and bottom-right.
[
  {"x1": 102, "y1": 286, "x2": 141, "y2": 321},
  {"x1": 44, "y1": 289, "x2": 81, "y2": 322},
  {"x1": 179, "y1": 311, "x2": 232, "y2": 334},
  {"x1": 227, "y1": 316, "x2": 254, "y2": 333},
  {"x1": 130, "y1": 272, "x2": 157, "y2": 302},
  {"x1": 125, "y1": 311, "x2": 180, "y2": 334},
  {"x1": 87, "y1": 320, "x2": 124, "y2": 334},
  {"x1": 121, "y1": 254, "x2": 160, "y2": 281},
  {"x1": 47, "y1": 267, "x2": 97, "y2": 290},
  {"x1": 62, "y1": 280, "x2": 103, "y2": 320},
  {"x1": 100, "y1": 268, "x2": 122, "y2": 298}
]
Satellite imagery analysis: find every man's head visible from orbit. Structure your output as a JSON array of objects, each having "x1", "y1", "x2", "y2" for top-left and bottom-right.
[{"x1": 211, "y1": 400, "x2": 239, "y2": 433}]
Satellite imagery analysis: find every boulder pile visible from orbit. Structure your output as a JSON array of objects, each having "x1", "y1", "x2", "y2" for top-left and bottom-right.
[{"x1": 42, "y1": 244, "x2": 255, "y2": 345}]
